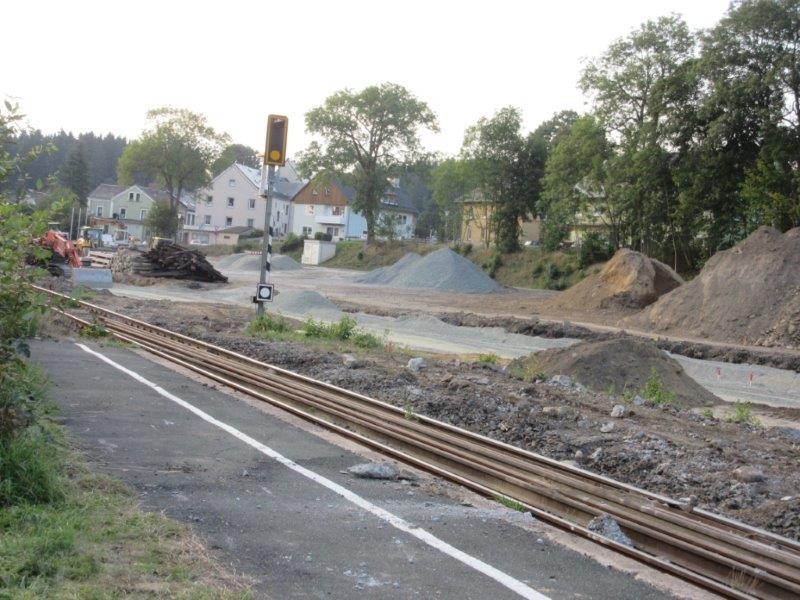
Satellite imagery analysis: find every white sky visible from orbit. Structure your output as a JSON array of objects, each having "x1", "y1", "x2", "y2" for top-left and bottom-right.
[{"x1": 3, "y1": 0, "x2": 730, "y2": 159}]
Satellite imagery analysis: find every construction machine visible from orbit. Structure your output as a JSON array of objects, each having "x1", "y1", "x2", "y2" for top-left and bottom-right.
[{"x1": 31, "y1": 225, "x2": 113, "y2": 287}]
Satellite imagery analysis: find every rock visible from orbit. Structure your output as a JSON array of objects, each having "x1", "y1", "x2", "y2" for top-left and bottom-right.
[
  {"x1": 610, "y1": 404, "x2": 626, "y2": 418},
  {"x1": 733, "y1": 466, "x2": 765, "y2": 483},
  {"x1": 441, "y1": 373, "x2": 453, "y2": 383},
  {"x1": 549, "y1": 374, "x2": 577, "y2": 388},
  {"x1": 407, "y1": 357, "x2": 426, "y2": 373},
  {"x1": 590, "y1": 448, "x2": 603, "y2": 462},
  {"x1": 342, "y1": 354, "x2": 365, "y2": 369},
  {"x1": 633, "y1": 395, "x2": 646, "y2": 406},
  {"x1": 600, "y1": 422, "x2": 615, "y2": 433},
  {"x1": 587, "y1": 514, "x2": 634, "y2": 547},
  {"x1": 574, "y1": 450, "x2": 584, "y2": 460},
  {"x1": 542, "y1": 406, "x2": 573, "y2": 418},
  {"x1": 347, "y1": 462, "x2": 399, "y2": 480}
]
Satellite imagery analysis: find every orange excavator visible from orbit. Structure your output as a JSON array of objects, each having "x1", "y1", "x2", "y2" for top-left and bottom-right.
[{"x1": 34, "y1": 227, "x2": 83, "y2": 276}]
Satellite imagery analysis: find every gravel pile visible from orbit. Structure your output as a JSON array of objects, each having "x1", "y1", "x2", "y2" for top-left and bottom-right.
[
  {"x1": 213, "y1": 253, "x2": 302, "y2": 272},
  {"x1": 357, "y1": 248, "x2": 502, "y2": 294},
  {"x1": 273, "y1": 290, "x2": 343, "y2": 318}
]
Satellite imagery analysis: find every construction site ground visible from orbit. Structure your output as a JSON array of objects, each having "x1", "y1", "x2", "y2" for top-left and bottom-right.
[{"x1": 49, "y1": 259, "x2": 800, "y2": 542}]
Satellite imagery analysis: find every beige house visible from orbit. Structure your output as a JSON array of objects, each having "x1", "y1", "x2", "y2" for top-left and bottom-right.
[{"x1": 458, "y1": 189, "x2": 541, "y2": 247}]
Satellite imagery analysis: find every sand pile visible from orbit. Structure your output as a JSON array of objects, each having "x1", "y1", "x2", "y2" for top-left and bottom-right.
[
  {"x1": 356, "y1": 248, "x2": 502, "y2": 294},
  {"x1": 625, "y1": 227, "x2": 800, "y2": 347},
  {"x1": 511, "y1": 338, "x2": 718, "y2": 407},
  {"x1": 546, "y1": 249, "x2": 683, "y2": 312}
]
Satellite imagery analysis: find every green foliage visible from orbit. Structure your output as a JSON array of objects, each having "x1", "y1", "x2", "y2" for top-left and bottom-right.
[
  {"x1": 430, "y1": 158, "x2": 478, "y2": 241},
  {"x1": 578, "y1": 232, "x2": 613, "y2": 268},
  {"x1": 78, "y1": 321, "x2": 109, "y2": 339},
  {"x1": 118, "y1": 107, "x2": 229, "y2": 209},
  {"x1": 145, "y1": 200, "x2": 180, "y2": 238},
  {"x1": 482, "y1": 251, "x2": 503, "y2": 279},
  {"x1": 641, "y1": 368, "x2": 676, "y2": 405},
  {"x1": 314, "y1": 231, "x2": 333, "y2": 241},
  {"x1": 279, "y1": 232, "x2": 305, "y2": 253},
  {"x1": 701, "y1": 408, "x2": 715, "y2": 419},
  {"x1": 493, "y1": 494, "x2": 526, "y2": 512},
  {"x1": 725, "y1": 401, "x2": 759, "y2": 425},
  {"x1": 299, "y1": 83, "x2": 438, "y2": 242},
  {"x1": 212, "y1": 143, "x2": 260, "y2": 175},
  {"x1": 246, "y1": 313, "x2": 291, "y2": 339},
  {"x1": 1, "y1": 427, "x2": 65, "y2": 507},
  {"x1": 302, "y1": 316, "x2": 383, "y2": 349},
  {"x1": 477, "y1": 353, "x2": 500, "y2": 364},
  {"x1": 58, "y1": 142, "x2": 89, "y2": 205}
]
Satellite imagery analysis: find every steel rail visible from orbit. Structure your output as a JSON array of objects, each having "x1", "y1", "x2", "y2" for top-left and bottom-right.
[{"x1": 39, "y1": 286, "x2": 800, "y2": 599}]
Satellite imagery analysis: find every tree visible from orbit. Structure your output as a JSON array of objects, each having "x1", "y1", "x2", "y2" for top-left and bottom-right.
[
  {"x1": 118, "y1": 108, "x2": 229, "y2": 210},
  {"x1": 430, "y1": 158, "x2": 479, "y2": 241},
  {"x1": 299, "y1": 83, "x2": 438, "y2": 242},
  {"x1": 145, "y1": 200, "x2": 180, "y2": 238},
  {"x1": 59, "y1": 142, "x2": 89, "y2": 205},
  {"x1": 212, "y1": 143, "x2": 260, "y2": 175},
  {"x1": 462, "y1": 107, "x2": 546, "y2": 253}
]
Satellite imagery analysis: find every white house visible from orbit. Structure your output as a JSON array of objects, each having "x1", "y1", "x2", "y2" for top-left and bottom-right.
[
  {"x1": 288, "y1": 179, "x2": 418, "y2": 241},
  {"x1": 184, "y1": 163, "x2": 303, "y2": 245}
]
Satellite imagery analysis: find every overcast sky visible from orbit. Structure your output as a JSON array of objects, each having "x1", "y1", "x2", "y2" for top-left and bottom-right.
[{"x1": 3, "y1": 0, "x2": 731, "y2": 159}]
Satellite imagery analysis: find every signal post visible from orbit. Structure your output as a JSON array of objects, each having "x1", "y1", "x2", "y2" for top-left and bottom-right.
[{"x1": 254, "y1": 115, "x2": 288, "y2": 317}]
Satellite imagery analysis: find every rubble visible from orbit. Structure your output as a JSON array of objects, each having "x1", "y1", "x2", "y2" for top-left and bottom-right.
[
  {"x1": 347, "y1": 462, "x2": 399, "y2": 480},
  {"x1": 587, "y1": 514, "x2": 634, "y2": 547},
  {"x1": 111, "y1": 243, "x2": 227, "y2": 282}
]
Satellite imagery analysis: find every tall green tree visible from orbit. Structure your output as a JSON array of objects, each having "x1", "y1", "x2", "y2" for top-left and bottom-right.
[
  {"x1": 59, "y1": 142, "x2": 89, "y2": 205},
  {"x1": 462, "y1": 107, "x2": 546, "y2": 252},
  {"x1": 299, "y1": 83, "x2": 438, "y2": 242},
  {"x1": 145, "y1": 200, "x2": 181, "y2": 238},
  {"x1": 212, "y1": 143, "x2": 260, "y2": 175},
  {"x1": 118, "y1": 108, "x2": 229, "y2": 210},
  {"x1": 429, "y1": 158, "x2": 479, "y2": 241}
]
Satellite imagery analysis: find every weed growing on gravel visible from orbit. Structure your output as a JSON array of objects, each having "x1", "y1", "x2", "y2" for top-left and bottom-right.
[
  {"x1": 477, "y1": 353, "x2": 500, "y2": 364},
  {"x1": 78, "y1": 321, "x2": 108, "y2": 339},
  {"x1": 69, "y1": 286, "x2": 96, "y2": 302},
  {"x1": 303, "y1": 316, "x2": 383, "y2": 349},
  {"x1": 726, "y1": 402, "x2": 760, "y2": 426},
  {"x1": 403, "y1": 400, "x2": 416, "y2": 421},
  {"x1": 641, "y1": 368, "x2": 676, "y2": 405},
  {"x1": 493, "y1": 495, "x2": 526, "y2": 512},
  {"x1": 247, "y1": 313, "x2": 291, "y2": 340},
  {"x1": 701, "y1": 409, "x2": 715, "y2": 419}
]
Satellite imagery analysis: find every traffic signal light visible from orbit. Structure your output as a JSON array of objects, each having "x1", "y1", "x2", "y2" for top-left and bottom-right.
[{"x1": 265, "y1": 115, "x2": 288, "y2": 166}]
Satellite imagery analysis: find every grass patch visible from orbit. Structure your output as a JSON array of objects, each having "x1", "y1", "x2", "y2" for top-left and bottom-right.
[
  {"x1": 467, "y1": 247, "x2": 586, "y2": 290},
  {"x1": 477, "y1": 353, "x2": 500, "y2": 365},
  {"x1": 725, "y1": 401, "x2": 760, "y2": 425},
  {"x1": 641, "y1": 367, "x2": 676, "y2": 405},
  {"x1": 246, "y1": 313, "x2": 385, "y2": 351},
  {"x1": 493, "y1": 494, "x2": 527, "y2": 513},
  {"x1": 69, "y1": 286, "x2": 96, "y2": 302},
  {"x1": 303, "y1": 316, "x2": 383, "y2": 349},
  {"x1": 320, "y1": 240, "x2": 441, "y2": 271},
  {"x1": 78, "y1": 321, "x2": 108, "y2": 339},
  {"x1": 246, "y1": 312, "x2": 292, "y2": 341}
]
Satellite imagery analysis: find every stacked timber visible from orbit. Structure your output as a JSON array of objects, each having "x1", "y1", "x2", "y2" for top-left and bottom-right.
[{"x1": 111, "y1": 244, "x2": 227, "y2": 283}]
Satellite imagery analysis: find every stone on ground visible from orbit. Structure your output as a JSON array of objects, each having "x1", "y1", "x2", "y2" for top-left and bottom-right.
[{"x1": 347, "y1": 462, "x2": 399, "y2": 480}]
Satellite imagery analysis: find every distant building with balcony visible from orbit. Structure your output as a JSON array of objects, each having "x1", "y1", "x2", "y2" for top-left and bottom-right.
[{"x1": 288, "y1": 179, "x2": 418, "y2": 241}]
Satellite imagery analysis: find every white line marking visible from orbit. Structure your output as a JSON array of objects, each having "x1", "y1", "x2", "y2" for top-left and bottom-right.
[{"x1": 75, "y1": 343, "x2": 549, "y2": 600}]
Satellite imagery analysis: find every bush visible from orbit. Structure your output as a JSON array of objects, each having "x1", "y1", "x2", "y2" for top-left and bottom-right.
[
  {"x1": 314, "y1": 231, "x2": 333, "y2": 242},
  {"x1": 482, "y1": 252, "x2": 503, "y2": 278},
  {"x1": 579, "y1": 232, "x2": 613, "y2": 268},
  {"x1": 302, "y1": 316, "x2": 382, "y2": 348},
  {"x1": 247, "y1": 313, "x2": 290, "y2": 339},
  {"x1": 641, "y1": 367, "x2": 676, "y2": 405},
  {"x1": 280, "y1": 232, "x2": 304, "y2": 253},
  {"x1": 233, "y1": 239, "x2": 260, "y2": 253}
]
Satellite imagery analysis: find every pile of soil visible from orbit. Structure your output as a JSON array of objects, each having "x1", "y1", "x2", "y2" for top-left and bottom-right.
[
  {"x1": 356, "y1": 248, "x2": 503, "y2": 294},
  {"x1": 626, "y1": 227, "x2": 800, "y2": 347},
  {"x1": 546, "y1": 249, "x2": 683, "y2": 312},
  {"x1": 511, "y1": 338, "x2": 719, "y2": 407}
]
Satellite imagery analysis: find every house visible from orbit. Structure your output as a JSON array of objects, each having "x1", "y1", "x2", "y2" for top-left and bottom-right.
[
  {"x1": 185, "y1": 163, "x2": 303, "y2": 245},
  {"x1": 458, "y1": 189, "x2": 541, "y2": 247},
  {"x1": 87, "y1": 183, "x2": 186, "y2": 242},
  {"x1": 289, "y1": 179, "x2": 418, "y2": 241}
]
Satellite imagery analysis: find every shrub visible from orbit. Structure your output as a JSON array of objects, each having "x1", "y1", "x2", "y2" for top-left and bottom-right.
[
  {"x1": 726, "y1": 401, "x2": 759, "y2": 425},
  {"x1": 280, "y1": 233, "x2": 304, "y2": 253},
  {"x1": 641, "y1": 367, "x2": 676, "y2": 405},
  {"x1": 579, "y1": 232, "x2": 613, "y2": 268},
  {"x1": 247, "y1": 313, "x2": 290, "y2": 338},
  {"x1": 302, "y1": 316, "x2": 382, "y2": 348},
  {"x1": 462, "y1": 243, "x2": 473, "y2": 255},
  {"x1": 314, "y1": 231, "x2": 333, "y2": 242}
]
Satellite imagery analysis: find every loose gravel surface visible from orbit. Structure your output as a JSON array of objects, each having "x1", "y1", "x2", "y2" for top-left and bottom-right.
[{"x1": 59, "y1": 293, "x2": 800, "y2": 542}]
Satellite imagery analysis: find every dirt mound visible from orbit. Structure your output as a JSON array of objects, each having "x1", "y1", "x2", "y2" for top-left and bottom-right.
[
  {"x1": 511, "y1": 338, "x2": 719, "y2": 407},
  {"x1": 356, "y1": 248, "x2": 502, "y2": 294},
  {"x1": 626, "y1": 227, "x2": 800, "y2": 347},
  {"x1": 546, "y1": 249, "x2": 683, "y2": 311}
]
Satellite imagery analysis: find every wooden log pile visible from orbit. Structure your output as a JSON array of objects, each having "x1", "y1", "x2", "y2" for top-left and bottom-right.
[{"x1": 112, "y1": 243, "x2": 227, "y2": 282}]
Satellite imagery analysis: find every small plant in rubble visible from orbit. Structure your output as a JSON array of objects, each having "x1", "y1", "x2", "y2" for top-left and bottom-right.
[
  {"x1": 641, "y1": 367, "x2": 676, "y2": 405},
  {"x1": 726, "y1": 401, "x2": 760, "y2": 426}
]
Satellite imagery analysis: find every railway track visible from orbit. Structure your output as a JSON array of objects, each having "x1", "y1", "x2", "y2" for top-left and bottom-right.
[{"x1": 37, "y1": 285, "x2": 800, "y2": 600}]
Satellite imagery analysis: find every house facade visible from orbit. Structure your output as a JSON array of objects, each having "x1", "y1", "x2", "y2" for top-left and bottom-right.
[
  {"x1": 87, "y1": 184, "x2": 162, "y2": 242},
  {"x1": 289, "y1": 180, "x2": 418, "y2": 241},
  {"x1": 458, "y1": 189, "x2": 541, "y2": 247},
  {"x1": 184, "y1": 163, "x2": 301, "y2": 245}
]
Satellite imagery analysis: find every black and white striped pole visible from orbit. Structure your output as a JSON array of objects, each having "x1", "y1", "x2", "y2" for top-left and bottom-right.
[{"x1": 254, "y1": 115, "x2": 288, "y2": 317}]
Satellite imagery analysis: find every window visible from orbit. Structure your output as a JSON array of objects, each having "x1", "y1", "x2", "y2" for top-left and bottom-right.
[
  {"x1": 277, "y1": 210, "x2": 281, "y2": 220},
  {"x1": 302, "y1": 226, "x2": 312, "y2": 236},
  {"x1": 206, "y1": 195, "x2": 213, "y2": 204},
  {"x1": 229, "y1": 179, "x2": 236, "y2": 187},
  {"x1": 119, "y1": 208, "x2": 126, "y2": 218},
  {"x1": 324, "y1": 188, "x2": 331, "y2": 196},
  {"x1": 128, "y1": 192, "x2": 134, "y2": 201},
  {"x1": 204, "y1": 215, "x2": 211, "y2": 225},
  {"x1": 227, "y1": 197, "x2": 235, "y2": 208},
  {"x1": 96, "y1": 205, "x2": 102, "y2": 217},
  {"x1": 331, "y1": 205, "x2": 343, "y2": 216},
  {"x1": 247, "y1": 218, "x2": 254, "y2": 228},
  {"x1": 305, "y1": 205, "x2": 315, "y2": 215},
  {"x1": 326, "y1": 227, "x2": 338, "y2": 237},
  {"x1": 311, "y1": 189, "x2": 318, "y2": 196},
  {"x1": 135, "y1": 192, "x2": 141, "y2": 202},
  {"x1": 225, "y1": 217, "x2": 233, "y2": 227},
  {"x1": 140, "y1": 209, "x2": 147, "y2": 220},
  {"x1": 248, "y1": 198, "x2": 256, "y2": 209},
  {"x1": 186, "y1": 212, "x2": 195, "y2": 226},
  {"x1": 399, "y1": 215, "x2": 407, "y2": 224}
]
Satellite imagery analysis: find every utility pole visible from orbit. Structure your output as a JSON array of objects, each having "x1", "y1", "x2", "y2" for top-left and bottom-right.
[
  {"x1": 256, "y1": 164, "x2": 275, "y2": 318},
  {"x1": 253, "y1": 115, "x2": 288, "y2": 316}
]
